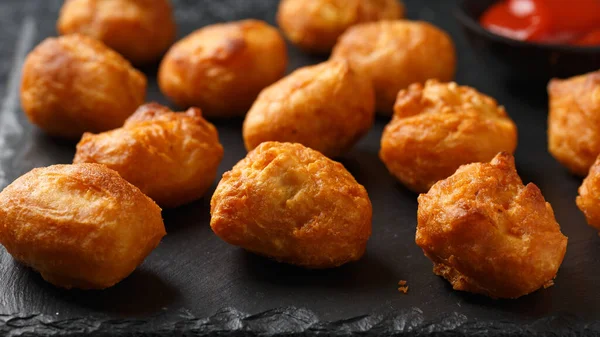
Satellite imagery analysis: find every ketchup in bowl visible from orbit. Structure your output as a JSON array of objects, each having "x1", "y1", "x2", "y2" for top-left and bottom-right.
[{"x1": 480, "y1": 0, "x2": 600, "y2": 46}]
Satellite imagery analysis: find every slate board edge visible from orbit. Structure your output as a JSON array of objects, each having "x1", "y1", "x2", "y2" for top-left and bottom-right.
[{"x1": 1, "y1": 306, "x2": 597, "y2": 336}]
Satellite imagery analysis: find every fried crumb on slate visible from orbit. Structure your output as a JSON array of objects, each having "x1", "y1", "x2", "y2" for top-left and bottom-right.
[{"x1": 398, "y1": 280, "x2": 408, "y2": 294}]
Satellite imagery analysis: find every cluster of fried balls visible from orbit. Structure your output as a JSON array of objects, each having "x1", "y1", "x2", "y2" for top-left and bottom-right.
[{"x1": 0, "y1": 0, "x2": 595, "y2": 300}]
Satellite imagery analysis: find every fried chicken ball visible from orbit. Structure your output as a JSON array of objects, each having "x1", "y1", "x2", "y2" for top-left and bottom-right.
[
  {"x1": 57, "y1": 0, "x2": 176, "y2": 65},
  {"x1": 331, "y1": 20, "x2": 456, "y2": 115},
  {"x1": 210, "y1": 142, "x2": 372, "y2": 268},
  {"x1": 0, "y1": 164, "x2": 165, "y2": 289},
  {"x1": 416, "y1": 152, "x2": 568, "y2": 299},
  {"x1": 277, "y1": 0, "x2": 404, "y2": 54},
  {"x1": 576, "y1": 156, "x2": 600, "y2": 232},
  {"x1": 158, "y1": 20, "x2": 287, "y2": 118},
  {"x1": 73, "y1": 103, "x2": 224, "y2": 208},
  {"x1": 243, "y1": 60, "x2": 375, "y2": 157},
  {"x1": 380, "y1": 80, "x2": 517, "y2": 193},
  {"x1": 20, "y1": 34, "x2": 147, "y2": 139},
  {"x1": 548, "y1": 70, "x2": 600, "y2": 176}
]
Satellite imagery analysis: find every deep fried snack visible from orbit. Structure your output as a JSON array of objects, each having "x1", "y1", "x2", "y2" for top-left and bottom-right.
[
  {"x1": 331, "y1": 20, "x2": 456, "y2": 115},
  {"x1": 277, "y1": 0, "x2": 404, "y2": 53},
  {"x1": 0, "y1": 164, "x2": 165, "y2": 290},
  {"x1": 73, "y1": 103, "x2": 224, "y2": 208},
  {"x1": 210, "y1": 142, "x2": 372, "y2": 268},
  {"x1": 576, "y1": 156, "x2": 600, "y2": 232},
  {"x1": 158, "y1": 20, "x2": 287, "y2": 118},
  {"x1": 548, "y1": 70, "x2": 600, "y2": 176},
  {"x1": 380, "y1": 80, "x2": 517, "y2": 193},
  {"x1": 243, "y1": 60, "x2": 375, "y2": 157},
  {"x1": 416, "y1": 152, "x2": 568, "y2": 299},
  {"x1": 20, "y1": 34, "x2": 146, "y2": 139},
  {"x1": 57, "y1": 0, "x2": 176, "y2": 65}
]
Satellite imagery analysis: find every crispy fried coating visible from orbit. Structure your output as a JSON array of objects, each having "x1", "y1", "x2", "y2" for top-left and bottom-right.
[
  {"x1": 210, "y1": 142, "x2": 372, "y2": 268},
  {"x1": 158, "y1": 20, "x2": 287, "y2": 118},
  {"x1": 20, "y1": 34, "x2": 147, "y2": 139},
  {"x1": 331, "y1": 20, "x2": 456, "y2": 115},
  {"x1": 57, "y1": 0, "x2": 176, "y2": 65},
  {"x1": 73, "y1": 103, "x2": 224, "y2": 208},
  {"x1": 243, "y1": 60, "x2": 375, "y2": 158},
  {"x1": 0, "y1": 164, "x2": 165, "y2": 290},
  {"x1": 548, "y1": 70, "x2": 600, "y2": 176},
  {"x1": 416, "y1": 153, "x2": 568, "y2": 299},
  {"x1": 277, "y1": 0, "x2": 404, "y2": 53},
  {"x1": 380, "y1": 80, "x2": 517, "y2": 193},
  {"x1": 576, "y1": 156, "x2": 600, "y2": 232}
]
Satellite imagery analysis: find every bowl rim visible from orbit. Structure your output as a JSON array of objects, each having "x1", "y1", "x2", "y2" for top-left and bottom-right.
[{"x1": 455, "y1": 0, "x2": 600, "y2": 53}]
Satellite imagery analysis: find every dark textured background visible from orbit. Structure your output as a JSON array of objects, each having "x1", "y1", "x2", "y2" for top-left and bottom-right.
[{"x1": 0, "y1": 0, "x2": 598, "y2": 335}]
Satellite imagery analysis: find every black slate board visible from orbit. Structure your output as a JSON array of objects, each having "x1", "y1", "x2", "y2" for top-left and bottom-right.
[{"x1": 1, "y1": 0, "x2": 599, "y2": 336}]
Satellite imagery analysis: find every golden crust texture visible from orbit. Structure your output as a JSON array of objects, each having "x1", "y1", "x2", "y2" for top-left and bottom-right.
[
  {"x1": 380, "y1": 80, "x2": 517, "y2": 193},
  {"x1": 0, "y1": 164, "x2": 165, "y2": 290},
  {"x1": 416, "y1": 153, "x2": 568, "y2": 299},
  {"x1": 20, "y1": 34, "x2": 147, "y2": 139},
  {"x1": 57, "y1": 0, "x2": 176, "y2": 65},
  {"x1": 548, "y1": 70, "x2": 600, "y2": 176},
  {"x1": 158, "y1": 20, "x2": 288, "y2": 118},
  {"x1": 331, "y1": 20, "x2": 456, "y2": 115},
  {"x1": 277, "y1": 0, "x2": 404, "y2": 53},
  {"x1": 73, "y1": 103, "x2": 224, "y2": 208},
  {"x1": 210, "y1": 142, "x2": 372, "y2": 268},
  {"x1": 576, "y1": 156, "x2": 600, "y2": 232},
  {"x1": 243, "y1": 60, "x2": 375, "y2": 158}
]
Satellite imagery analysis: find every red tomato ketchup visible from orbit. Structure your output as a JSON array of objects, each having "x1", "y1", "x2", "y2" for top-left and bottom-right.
[{"x1": 480, "y1": 0, "x2": 600, "y2": 46}]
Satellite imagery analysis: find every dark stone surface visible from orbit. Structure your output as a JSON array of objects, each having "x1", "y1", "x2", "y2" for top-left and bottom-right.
[
  {"x1": 0, "y1": 0, "x2": 598, "y2": 335},
  {"x1": 2, "y1": 307, "x2": 599, "y2": 336}
]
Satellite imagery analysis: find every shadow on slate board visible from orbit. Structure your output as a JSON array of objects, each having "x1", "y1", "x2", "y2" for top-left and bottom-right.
[{"x1": 1, "y1": 0, "x2": 600, "y2": 335}]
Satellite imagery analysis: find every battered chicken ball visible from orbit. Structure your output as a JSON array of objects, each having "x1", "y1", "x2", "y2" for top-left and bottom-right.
[
  {"x1": 331, "y1": 20, "x2": 456, "y2": 115},
  {"x1": 576, "y1": 156, "x2": 600, "y2": 232},
  {"x1": 57, "y1": 0, "x2": 176, "y2": 65},
  {"x1": 416, "y1": 152, "x2": 568, "y2": 299},
  {"x1": 380, "y1": 80, "x2": 517, "y2": 193},
  {"x1": 210, "y1": 142, "x2": 372, "y2": 268},
  {"x1": 20, "y1": 34, "x2": 146, "y2": 139},
  {"x1": 158, "y1": 20, "x2": 287, "y2": 118},
  {"x1": 243, "y1": 60, "x2": 375, "y2": 157},
  {"x1": 277, "y1": 0, "x2": 404, "y2": 53},
  {"x1": 0, "y1": 164, "x2": 165, "y2": 290},
  {"x1": 73, "y1": 103, "x2": 224, "y2": 208},
  {"x1": 548, "y1": 70, "x2": 600, "y2": 176}
]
